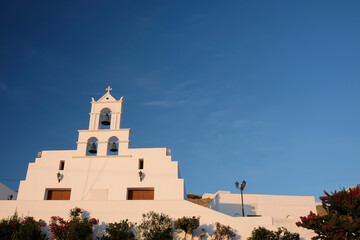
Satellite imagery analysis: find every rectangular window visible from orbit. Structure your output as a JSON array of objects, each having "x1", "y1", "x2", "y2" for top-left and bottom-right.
[
  {"x1": 59, "y1": 160, "x2": 65, "y2": 170},
  {"x1": 128, "y1": 188, "x2": 154, "y2": 200},
  {"x1": 138, "y1": 159, "x2": 144, "y2": 169},
  {"x1": 46, "y1": 189, "x2": 71, "y2": 200}
]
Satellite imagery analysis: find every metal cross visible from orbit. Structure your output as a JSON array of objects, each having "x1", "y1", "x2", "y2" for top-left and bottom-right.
[{"x1": 106, "y1": 86, "x2": 112, "y2": 93}]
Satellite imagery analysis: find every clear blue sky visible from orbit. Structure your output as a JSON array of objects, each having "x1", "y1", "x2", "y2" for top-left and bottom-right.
[{"x1": 1, "y1": 1, "x2": 359, "y2": 201}]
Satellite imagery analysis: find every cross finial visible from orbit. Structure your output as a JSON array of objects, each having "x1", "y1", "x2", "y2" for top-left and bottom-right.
[{"x1": 106, "y1": 86, "x2": 112, "y2": 93}]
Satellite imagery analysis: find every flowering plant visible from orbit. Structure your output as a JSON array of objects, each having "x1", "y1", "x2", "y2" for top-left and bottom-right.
[
  {"x1": 49, "y1": 216, "x2": 69, "y2": 240},
  {"x1": 296, "y1": 186, "x2": 360, "y2": 240},
  {"x1": 49, "y1": 207, "x2": 98, "y2": 240},
  {"x1": 69, "y1": 207, "x2": 83, "y2": 218}
]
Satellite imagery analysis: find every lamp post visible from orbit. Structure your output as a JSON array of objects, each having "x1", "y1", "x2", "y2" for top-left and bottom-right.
[{"x1": 235, "y1": 180, "x2": 246, "y2": 217}]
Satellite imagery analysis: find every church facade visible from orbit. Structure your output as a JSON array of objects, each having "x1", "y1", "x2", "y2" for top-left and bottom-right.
[{"x1": 17, "y1": 87, "x2": 185, "y2": 201}]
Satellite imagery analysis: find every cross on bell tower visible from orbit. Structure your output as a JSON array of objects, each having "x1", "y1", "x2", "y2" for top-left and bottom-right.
[{"x1": 106, "y1": 86, "x2": 112, "y2": 93}]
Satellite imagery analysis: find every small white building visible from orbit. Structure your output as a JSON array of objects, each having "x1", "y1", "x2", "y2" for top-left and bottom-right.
[
  {"x1": 0, "y1": 87, "x2": 317, "y2": 239},
  {"x1": 0, "y1": 182, "x2": 17, "y2": 200},
  {"x1": 206, "y1": 190, "x2": 316, "y2": 221}
]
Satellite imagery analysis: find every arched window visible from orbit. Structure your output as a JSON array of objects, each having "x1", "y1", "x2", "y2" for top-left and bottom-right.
[
  {"x1": 99, "y1": 108, "x2": 112, "y2": 130},
  {"x1": 87, "y1": 137, "x2": 98, "y2": 156},
  {"x1": 107, "y1": 136, "x2": 119, "y2": 155}
]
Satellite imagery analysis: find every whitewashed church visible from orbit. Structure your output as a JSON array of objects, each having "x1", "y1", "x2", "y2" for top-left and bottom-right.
[
  {"x1": 17, "y1": 87, "x2": 185, "y2": 202},
  {"x1": 0, "y1": 88, "x2": 317, "y2": 239}
]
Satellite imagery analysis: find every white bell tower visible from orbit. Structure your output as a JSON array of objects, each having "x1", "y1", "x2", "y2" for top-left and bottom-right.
[{"x1": 75, "y1": 86, "x2": 130, "y2": 157}]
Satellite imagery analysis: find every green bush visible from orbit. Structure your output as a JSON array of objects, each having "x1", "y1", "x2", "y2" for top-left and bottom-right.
[
  {"x1": 174, "y1": 216, "x2": 200, "y2": 239},
  {"x1": 0, "y1": 214, "x2": 47, "y2": 240},
  {"x1": 12, "y1": 219, "x2": 47, "y2": 240},
  {"x1": 248, "y1": 227, "x2": 299, "y2": 240},
  {"x1": 248, "y1": 226, "x2": 273, "y2": 240},
  {"x1": 0, "y1": 212, "x2": 21, "y2": 240},
  {"x1": 102, "y1": 219, "x2": 135, "y2": 240},
  {"x1": 64, "y1": 219, "x2": 94, "y2": 240},
  {"x1": 137, "y1": 211, "x2": 173, "y2": 240}
]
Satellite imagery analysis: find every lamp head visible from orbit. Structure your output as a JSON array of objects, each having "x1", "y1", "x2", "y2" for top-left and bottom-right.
[
  {"x1": 235, "y1": 181, "x2": 239, "y2": 189},
  {"x1": 240, "y1": 180, "x2": 246, "y2": 191}
]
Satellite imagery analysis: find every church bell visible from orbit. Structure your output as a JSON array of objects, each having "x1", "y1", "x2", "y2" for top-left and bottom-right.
[
  {"x1": 101, "y1": 114, "x2": 110, "y2": 126},
  {"x1": 88, "y1": 143, "x2": 97, "y2": 154},
  {"x1": 110, "y1": 142, "x2": 118, "y2": 152}
]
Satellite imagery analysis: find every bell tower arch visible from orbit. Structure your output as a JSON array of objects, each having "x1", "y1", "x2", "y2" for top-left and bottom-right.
[{"x1": 88, "y1": 86, "x2": 124, "y2": 130}]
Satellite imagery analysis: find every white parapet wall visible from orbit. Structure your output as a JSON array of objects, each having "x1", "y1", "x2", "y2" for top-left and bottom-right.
[
  {"x1": 208, "y1": 191, "x2": 316, "y2": 220},
  {"x1": 0, "y1": 199, "x2": 315, "y2": 239}
]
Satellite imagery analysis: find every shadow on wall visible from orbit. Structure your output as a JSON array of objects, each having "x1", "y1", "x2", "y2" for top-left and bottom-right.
[
  {"x1": 197, "y1": 223, "x2": 241, "y2": 240},
  {"x1": 174, "y1": 223, "x2": 241, "y2": 240},
  {"x1": 94, "y1": 221, "x2": 107, "y2": 239},
  {"x1": 210, "y1": 202, "x2": 257, "y2": 217}
]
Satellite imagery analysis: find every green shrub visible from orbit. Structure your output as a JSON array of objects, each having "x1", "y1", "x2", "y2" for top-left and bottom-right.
[
  {"x1": 64, "y1": 219, "x2": 94, "y2": 240},
  {"x1": 0, "y1": 212, "x2": 21, "y2": 240},
  {"x1": 174, "y1": 216, "x2": 200, "y2": 239},
  {"x1": 137, "y1": 211, "x2": 173, "y2": 240},
  {"x1": 248, "y1": 226, "x2": 273, "y2": 240},
  {"x1": 248, "y1": 226, "x2": 299, "y2": 240},
  {"x1": 213, "y1": 222, "x2": 236, "y2": 240},
  {"x1": 102, "y1": 219, "x2": 135, "y2": 240},
  {"x1": 272, "y1": 227, "x2": 299, "y2": 240},
  {"x1": 0, "y1": 214, "x2": 47, "y2": 240},
  {"x1": 12, "y1": 218, "x2": 47, "y2": 240}
]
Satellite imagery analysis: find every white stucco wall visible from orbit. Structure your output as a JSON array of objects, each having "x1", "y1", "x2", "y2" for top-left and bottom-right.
[
  {"x1": 203, "y1": 191, "x2": 230, "y2": 199},
  {"x1": 17, "y1": 147, "x2": 184, "y2": 201},
  {"x1": 208, "y1": 191, "x2": 316, "y2": 220}
]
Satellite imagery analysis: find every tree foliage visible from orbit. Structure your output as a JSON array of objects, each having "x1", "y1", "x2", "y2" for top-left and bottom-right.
[
  {"x1": 0, "y1": 213, "x2": 47, "y2": 240},
  {"x1": 296, "y1": 186, "x2": 360, "y2": 240},
  {"x1": 102, "y1": 219, "x2": 135, "y2": 240},
  {"x1": 0, "y1": 212, "x2": 21, "y2": 240},
  {"x1": 248, "y1": 226, "x2": 299, "y2": 240},
  {"x1": 12, "y1": 217, "x2": 47, "y2": 240},
  {"x1": 213, "y1": 222, "x2": 236, "y2": 240},
  {"x1": 174, "y1": 216, "x2": 200, "y2": 239},
  {"x1": 137, "y1": 211, "x2": 173, "y2": 240}
]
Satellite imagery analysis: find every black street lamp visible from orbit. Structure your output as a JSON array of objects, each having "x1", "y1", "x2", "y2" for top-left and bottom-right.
[{"x1": 235, "y1": 180, "x2": 246, "y2": 217}]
